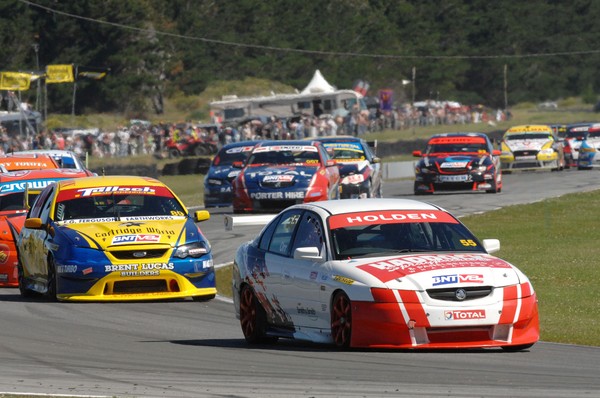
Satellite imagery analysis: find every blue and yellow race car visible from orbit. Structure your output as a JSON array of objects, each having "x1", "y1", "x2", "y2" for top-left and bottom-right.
[{"x1": 16, "y1": 175, "x2": 216, "y2": 302}]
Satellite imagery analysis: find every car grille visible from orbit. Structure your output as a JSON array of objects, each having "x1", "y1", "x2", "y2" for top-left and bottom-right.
[
  {"x1": 109, "y1": 248, "x2": 169, "y2": 260},
  {"x1": 426, "y1": 286, "x2": 493, "y2": 301},
  {"x1": 112, "y1": 279, "x2": 169, "y2": 293},
  {"x1": 513, "y1": 150, "x2": 539, "y2": 157},
  {"x1": 260, "y1": 181, "x2": 295, "y2": 188}
]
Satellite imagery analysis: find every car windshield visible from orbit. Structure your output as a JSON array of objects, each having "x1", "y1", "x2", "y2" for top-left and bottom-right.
[
  {"x1": 426, "y1": 143, "x2": 488, "y2": 154},
  {"x1": 0, "y1": 192, "x2": 40, "y2": 211},
  {"x1": 506, "y1": 133, "x2": 551, "y2": 140},
  {"x1": 213, "y1": 145, "x2": 254, "y2": 166},
  {"x1": 54, "y1": 186, "x2": 187, "y2": 222},
  {"x1": 324, "y1": 142, "x2": 367, "y2": 161},
  {"x1": 248, "y1": 145, "x2": 321, "y2": 166},
  {"x1": 329, "y1": 210, "x2": 485, "y2": 260}
]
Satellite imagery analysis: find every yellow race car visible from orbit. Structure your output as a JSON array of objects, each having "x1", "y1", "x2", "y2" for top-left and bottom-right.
[
  {"x1": 16, "y1": 175, "x2": 216, "y2": 302},
  {"x1": 500, "y1": 125, "x2": 565, "y2": 172}
]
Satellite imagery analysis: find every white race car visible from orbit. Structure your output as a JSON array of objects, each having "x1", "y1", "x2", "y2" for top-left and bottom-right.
[{"x1": 231, "y1": 198, "x2": 539, "y2": 350}]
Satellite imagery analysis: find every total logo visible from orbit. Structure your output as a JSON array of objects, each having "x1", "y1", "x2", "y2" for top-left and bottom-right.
[
  {"x1": 432, "y1": 274, "x2": 484, "y2": 286},
  {"x1": 444, "y1": 309, "x2": 486, "y2": 320}
]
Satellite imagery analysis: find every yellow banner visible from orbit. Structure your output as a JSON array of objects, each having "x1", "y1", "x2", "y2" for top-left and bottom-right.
[
  {"x1": 46, "y1": 64, "x2": 74, "y2": 83},
  {"x1": 0, "y1": 72, "x2": 31, "y2": 90}
]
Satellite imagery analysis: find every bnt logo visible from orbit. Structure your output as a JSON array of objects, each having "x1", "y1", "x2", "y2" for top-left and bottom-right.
[
  {"x1": 112, "y1": 234, "x2": 160, "y2": 244},
  {"x1": 432, "y1": 274, "x2": 484, "y2": 286}
]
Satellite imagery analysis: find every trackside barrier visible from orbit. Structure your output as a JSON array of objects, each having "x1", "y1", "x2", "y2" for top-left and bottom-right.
[{"x1": 224, "y1": 214, "x2": 277, "y2": 231}]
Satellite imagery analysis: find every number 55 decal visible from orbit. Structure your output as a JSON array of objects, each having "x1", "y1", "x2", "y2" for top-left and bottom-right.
[{"x1": 460, "y1": 239, "x2": 477, "y2": 247}]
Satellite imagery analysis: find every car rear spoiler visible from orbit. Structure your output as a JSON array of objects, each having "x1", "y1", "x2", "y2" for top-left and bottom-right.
[{"x1": 224, "y1": 214, "x2": 277, "y2": 231}]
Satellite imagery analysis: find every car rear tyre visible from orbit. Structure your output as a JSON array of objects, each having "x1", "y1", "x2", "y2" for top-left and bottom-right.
[
  {"x1": 331, "y1": 291, "x2": 352, "y2": 348},
  {"x1": 239, "y1": 285, "x2": 277, "y2": 344}
]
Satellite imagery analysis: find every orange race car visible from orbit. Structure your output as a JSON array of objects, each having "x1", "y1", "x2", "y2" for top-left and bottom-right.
[
  {"x1": 0, "y1": 168, "x2": 91, "y2": 287},
  {"x1": 0, "y1": 153, "x2": 59, "y2": 172}
]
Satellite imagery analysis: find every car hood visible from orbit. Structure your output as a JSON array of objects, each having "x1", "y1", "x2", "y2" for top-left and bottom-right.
[
  {"x1": 242, "y1": 165, "x2": 317, "y2": 187},
  {"x1": 337, "y1": 160, "x2": 370, "y2": 177},
  {"x1": 419, "y1": 154, "x2": 484, "y2": 168},
  {"x1": 505, "y1": 138, "x2": 550, "y2": 152},
  {"x1": 342, "y1": 252, "x2": 521, "y2": 289},
  {"x1": 207, "y1": 165, "x2": 241, "y2": 182},
  {"x1": 57, "y1": 217, "x2": 202, "y2": 249}
]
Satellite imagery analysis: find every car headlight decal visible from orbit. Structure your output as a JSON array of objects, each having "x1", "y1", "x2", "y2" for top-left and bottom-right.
[{"x1": 174, "y1": 241, "x2": 208, "y2": 259}]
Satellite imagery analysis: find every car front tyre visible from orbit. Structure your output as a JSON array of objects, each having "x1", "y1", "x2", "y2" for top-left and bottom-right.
[
  {"x1": 331, "y1": 291, "x2": 352, "y2": 348},
  {"x1": 17, "y1": 265, "x2": 33, "y2": 298}
]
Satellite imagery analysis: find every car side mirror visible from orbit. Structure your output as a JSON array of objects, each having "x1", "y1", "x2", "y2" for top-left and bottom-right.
[
  {"x1": 24, "y1": 218, "x2": 44, "y2": 230},
  {"x1": 412, "y1": 150, "x2": 422, "y2": 157},
  {"x1": 194, "y1": 210, "x2": 210, "y2": 223},
  {"x1": 492, "y1": 149, "x2": 501, "y2": 156},
  {"x1": 482, "y1": 239, "x2": 500, "y2": 253},
  {"x1": 293, "y1": 247, "x2": 324, "y2": 262}
]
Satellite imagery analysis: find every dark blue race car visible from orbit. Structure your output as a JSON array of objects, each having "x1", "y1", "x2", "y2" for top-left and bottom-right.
[{"x1": 203, "y1": 141, "x2": 258, "y2": 208}]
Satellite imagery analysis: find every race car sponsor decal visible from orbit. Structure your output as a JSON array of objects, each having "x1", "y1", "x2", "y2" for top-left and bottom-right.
[
  {"x1": 329, "y1": 210, "x2": 457, "y2": 229},
  {"x1": 96, "y1": 226, "x2": 176, "y2": 239},
  {"x1": 226, "y1": 146, "x2": 254, "y2": 154},
  {"x1": 57, "y1": 186, "x2": 173, "y2": 201},
  {"x1": 0, "y1": 179, "x2": 60, "y2": 193},
  {"x1": 0, "y1": 246, "x2": 8, "y2": 264},
  {"x1": 112, "y1": 234, "x2": 161, "y2": 245},
  {"x1": 506, "y1": 139, "x2": 548, "y2": 151},
  {"x1": 61, "y1": 217, "x2": 118, "y2": 224},
  {"x1": 57, "y1": 265, "x2": 78, "y2": 273},
  {"x1": 323, "y1": 142, "x2": 363, "y2": 151},
  {"x1": 0, "y1": 161, "x2": 56, "y2": 170},
  {"x1": 262, "y1": 174, "x2": 294, "y2": 183},
  {"x1": 121, "y1": 216, "x2": 184, "y2": 221},
  {"x1": 440, "y1": 161, "x2": 468, "y2": 168},
  {"x1": 82, "y1": 267, "x2": 93, "y2": 275},
  {"x1": 444, "y1": 309, "x2": 486, "y2": 320},
  {"x1": 250, "y1": 191, "x2": 305, "y2": 199},
  {"x1": 429, "y1": 136, "x2": 487, "y2": 145},
  {"x1": 358, "y1": 253, "x2": 511, "y2": 282},
  {"x1": 253, "y1": 145, "x2": 318, "y2": 153},
  {"x1": 432, "y1": 273, "x2": 484, "y2": 286},
  {"x1": 506, "y1": 125, "x2": 552, "y2": 133},
  {"x1": 227, "y1": 170, "x2": 241, "y2": 178},
  {"x1": 105, "y1": 262, "x2": 175, "y2": 277},
  {"x1": 333, "y1": 275, "x2": 355, "y2": 285}
]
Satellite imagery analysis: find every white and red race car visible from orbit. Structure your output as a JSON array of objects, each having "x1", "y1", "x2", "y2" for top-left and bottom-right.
[{"x1": 231, "y1": 198, "x2": 539, "y2": 350}]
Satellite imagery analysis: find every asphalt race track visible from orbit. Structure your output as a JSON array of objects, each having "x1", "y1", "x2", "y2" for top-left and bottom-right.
[{"x1": 1, "y1": 169, "x2": 600, "y2": 398}]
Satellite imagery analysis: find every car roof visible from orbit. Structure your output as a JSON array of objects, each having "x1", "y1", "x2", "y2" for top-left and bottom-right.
[
  {"x1": 255, "y1": 140, "x2": 321, "y2": 147},
  {"x1": 220, "y1": 141, "x2": 261, "y2": 150},
  {"x1": 312, "y1": 136, "x2": 364, "y2": 143},
  {"x1": 0, "y1": 169, "x2": 90, "y2": 182},
  {"x1": 296, "y1": 198, "x2": 444, "y2": 216},
  {"x1": 54, "y1": 175, "x2": 164, "y2": 190}
]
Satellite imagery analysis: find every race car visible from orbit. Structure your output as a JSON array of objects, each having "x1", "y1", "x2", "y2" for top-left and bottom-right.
[
  {"x1": 574, "y1": 123, "x2": 600, "y2": 169},
  {"x1": 0, "y1": 153, "x2": 59, "y2": 172},
  {"x1": 15, "y1": 149, "x2": 96, "y2": 174},
  {"x1": 231, "y1": 198, "x2": 539, "y2": 350},
  {"x1": 203, "y1": 141, "x2": 258, "y2": 208},
  {"x1": 562, "y1": 123, "x2": 593, "y2": 168},
  {"x1": 16, "y1": 175, "x2": 216, "y2": 302},
  {"x1": 413, "y1": 133, "x2": 502, "y2": 194},
  {"x1": 231, "y1": 140, "x2": 340, "y2": 213},
  {"x1": 500, "y1": 125, "x2": 565, "y2": 172},
  {"x1": 0, "y1": 168, "x2": 92, "y2": 287},
  {"x1": 313, "y1": 136, "x2": 383, "y2": 199}
]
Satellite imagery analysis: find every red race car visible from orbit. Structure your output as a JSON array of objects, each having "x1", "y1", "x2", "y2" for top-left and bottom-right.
[
  {"x1": 0, "y1": 168, "x2": 91, "y2": 287},
  {"x1": 232, "y1": 140, "x2": 340, "y2": 213}
]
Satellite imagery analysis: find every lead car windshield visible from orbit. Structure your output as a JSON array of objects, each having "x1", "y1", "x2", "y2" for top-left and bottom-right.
[
  {"x1": 329, "y1": 210, "x2": 486, "y2": 260},
  {"x1": 54, "y1": 187, "x2": 187, "y2": 222}
]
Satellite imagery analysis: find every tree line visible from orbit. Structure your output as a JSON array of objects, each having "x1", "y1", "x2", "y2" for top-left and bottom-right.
[{"x1": 2, "y1": 0, "x2": 599, "y2": 117}]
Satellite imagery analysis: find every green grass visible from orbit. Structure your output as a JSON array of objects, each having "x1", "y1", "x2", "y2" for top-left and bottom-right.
[{"x1": 461, "y1": 191, "x2": 600, "y2": 346}]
